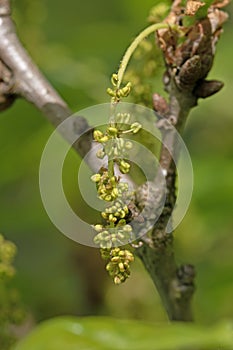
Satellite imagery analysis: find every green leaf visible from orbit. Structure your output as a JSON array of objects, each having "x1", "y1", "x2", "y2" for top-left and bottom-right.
[{"x1": 14, "y1": 317, "x2": 233, "y2": 350}]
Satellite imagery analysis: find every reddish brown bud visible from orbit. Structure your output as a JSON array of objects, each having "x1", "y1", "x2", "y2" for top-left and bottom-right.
[
  {"x1": 153, "y1": 93, "x2": 169, "y2": 118},
  {"x1": 177, "y1": 55, "x2": 202, "y2": 91}
]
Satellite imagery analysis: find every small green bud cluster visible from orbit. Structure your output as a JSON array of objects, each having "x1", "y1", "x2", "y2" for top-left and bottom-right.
[
  {"x1": 94, "y1": 224, "x2": 132, "y2": 249},
  {"x1": 91, "y1": 111, "x2": 143, "y2": 284},
  {"x1": 0, "y1": 234, "x2": 17, "y2": 279},
  {"x1": 101, "y1": 196, "x2": 129, "y2": 222},
  {"x1": 107, "y1": 73, "x2": 132, "y2": 102},
  {"x1": 0, "y1": 234, "x2": 25, "y2": 349},
  {"x1": 101, "y1": 247, "x2": 134, "y2": 284},
  {"x1": 92, "y1": 170, "x2": 134, "y2": 249},
  {"x1": 91, "y1": 168, "x2": 119, "y2": 202},
  {"x1": 93, "y1": 113, "x2": 141, "y2": 175},
  {"x1": 91, "y1": 169, "x2": 134, "y2": 284},
  {"x1": 105, "y1": 138, "x2": 133, "y2": 159}
]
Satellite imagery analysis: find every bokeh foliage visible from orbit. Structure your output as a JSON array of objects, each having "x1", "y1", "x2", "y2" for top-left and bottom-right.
[
  {"x1": 13, "y1": 317, "x2": 233, "y2": 350},
  {"x1": 0, "y1": 234, "x2": 25, "y2": 349},
  {"x1": 0, "y1": 0, "x2": 232, "y2": 332}
]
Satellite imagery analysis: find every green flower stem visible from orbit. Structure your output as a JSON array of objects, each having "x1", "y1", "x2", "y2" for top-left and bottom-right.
[
  {"x1": 116, "y1": 23, "x2": 178, "y2": 90},
  {"x1": 108, "y1": 158, "x2": 115, "y2": 178}
]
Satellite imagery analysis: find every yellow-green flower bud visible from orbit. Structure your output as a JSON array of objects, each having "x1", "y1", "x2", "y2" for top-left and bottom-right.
[
  {"x1": 117, "y1": 232, "x2": 125, "y2": 240},
  {"x1": 131, "y1": 122, "x2": 142, "y2": 134},
  {"x1": 114, "y1": 276, "x2": 121, "y2": 285},
  {"x1": 104, "y1": 195, "x2": 113, "y2": 202},
  {"x1": 118, "y1": 262, "x2": 125, "y2": 272},
  {"x1": 111, "y1": 73, "x2": 118, "y2": 87},
  {"x1": 111, "y1": 256, "x2": 120, "y2": 263},
  {"x1": 112, "y1": 248, "x2": 120, "y2": 256},
  {"x1": 99, "y1": 136, "x2": 109, "y2": 143},
  {"x1": 96, "y1": 149, "x2": 105, "y2": 159},
  {"x1": 118, "y1": 138, "x2": 125, "y2": 148},
  {"x1": 118, "y1": 219, "x2": 126, "y2": 226},
  {"x1": 118, "y1": 82, "x2": 132, "y2": 98},
  {"x1": 108, "y1": 214, "x2": 117, "y2": 223},
  {"x1": 119, "y1": 210, "x2": 126, "y2": 219},
  {"x1": 106, "y1": 262, "x2": 113, "y2": 271},
  {"x1": 99, "y1": 185, "x2": 106, "y2": 194},
  {"x1": 116, "y1": 112, "x2": 131, "y2": 124},
  {"x1": 125, "y1": 141, "x2": 133, "y2": 149},
  {"x1": 123, "y1": 224, "x2": 132, "y2": 233},
  {"x1": 107, "y1": 88, "x2": 116, "y2": 97},
  {"x1": 119, "y1": 250, "x2": 126, "y2": 257},
  {"x1": 111, "y1": 205, "x2": 117, "y2": 212},
  {"x1": 110, "y1": 176, "x2": 117, "y2": 185},
  {"x1": 91, "y1": 174, "x2": 101, "y2": 182},
  {"x1": 119, "y1": 160, "x2": 131, "y2": 174},
  {"x1": 101, "y1": 212, "x2": 108, "y2": 219},
  {"x1": 125, "y1": 252, "x2": 134, "y2": 262},
  {"x1": 107, "y1": 127, "x2": 118, "y2": 136},
  {"x1": 120, "y1": 84, "x2": 131, "y2": 97},
  {"x1": 111, "y1": 188, "x2": 119, "y2": 198},
  {"x1": 93, "y1": 130, "x2": 104, "y2": 141},
  {"x1": 94, "y1": 224, "x2": 103, "y2": 232}
]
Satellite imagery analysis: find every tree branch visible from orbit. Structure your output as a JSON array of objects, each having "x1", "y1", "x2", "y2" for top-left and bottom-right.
[
  {"x1": 0, "y1": 0, "x2": 95, "y2": 161},
  {"x1": 136, "y1": 85, "x2": 197, "y2": 321},
  {"x1": 135, "y1": 0, "x2": 228, "y2": 321}
]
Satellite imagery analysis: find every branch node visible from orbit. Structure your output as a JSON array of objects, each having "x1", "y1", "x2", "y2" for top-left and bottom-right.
[
  {"x1": 0, "y1": 59, "x2": 16, "y2": 111},
  {"x1": 0, "y1": 0, "x2": 11, "y2": 16}
]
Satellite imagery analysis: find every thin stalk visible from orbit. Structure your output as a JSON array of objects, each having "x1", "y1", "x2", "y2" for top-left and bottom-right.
[
  {"x1": 108, "y1": 158, "x2": 115, "y2": 178},
  {"x1": 117, "y1": 23, "x2": 178, "y2": 89}
]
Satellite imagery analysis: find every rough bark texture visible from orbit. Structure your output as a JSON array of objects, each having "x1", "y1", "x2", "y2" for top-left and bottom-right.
[{"x1": 135, "y1": 0, "x2": 228, "y2": 321}]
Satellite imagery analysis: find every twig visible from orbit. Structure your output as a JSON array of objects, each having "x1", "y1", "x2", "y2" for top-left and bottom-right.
[
  {"x1": 135, "y1": 0, "x2": 228, "y2": 321},
  {"x1": 116, "y1": 22, "x2": 178, "y2": 90},
  {"x1": 0, "y1": 0, "x2": 95, "y2": 162},
  {"x1": 136, "y1": 84, "x2": 197, "y2": 321}
]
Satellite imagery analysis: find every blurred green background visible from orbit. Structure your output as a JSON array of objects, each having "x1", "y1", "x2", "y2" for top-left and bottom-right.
[{"x1": 0, "y1": 0, "x2": 232, "y2": 327}]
